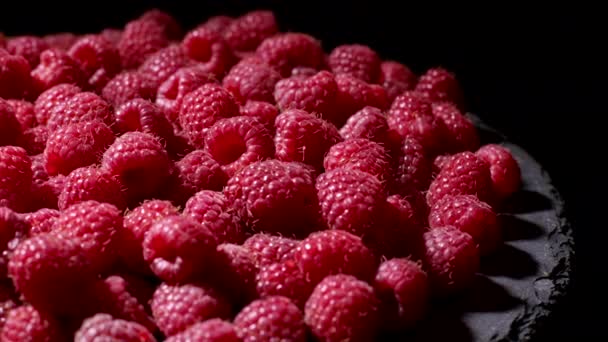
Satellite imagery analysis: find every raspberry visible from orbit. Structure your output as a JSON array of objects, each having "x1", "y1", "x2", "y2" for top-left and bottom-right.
[
  {"x1": 198, "y1": 15, "x2": 234, "y2": 34},
  {"x1": 0, "y1": 99, "x2": 22, "y2": 147},
  {"x1": 165, "y1": 319, "x2": 239, "y2": 342},
  {"x1": 173, "y1": 150, "x2": 227, "y2": 200},
  {"x1": 432, "y1": 102, "x2": 479, "y2": 153},
  {"x1": 151, "y1": 282, "x2": 231, "y2": 337},
  {"x1": 101, "y1": 132, "x2": 171, "y2": 204},
  {"x1": 0, "y1": 49, "x2": 32, "y2": 100},
  {"x1": 179, "y1": 83, "x2": 239, "y2": 148},
  {"x1": 0, "y1": 284, "x2": 18, "y2": 333},
  {"x1": 380, "y1": 60, "x2": 417, "y2": 103},
  {"x1": 44, "y1": 120, "x2": 115, "y2": 176},
  {"x1": 101, "y1": 71, "x2": 156, "y2": 107},
  {"x1": 305, "y1": 274, "x2": 380, "y2": 342},
  {"x1": 392, "y1": 136, "x2": 433, "y2": 196},
  {"x1": 46, "y1": 92, "x2": 114, "y2": 131},
  {"x1": 224, "y1": 160, "x2": 320, "y2": 236},
  {"x1": 204, "y1": 116, "x2": 274, "y2": 177},
  {"x1": 183, "y1": 190, "x2": 245, "y2": 244},
  {"x1": 75, "y1": 313, "x2": 155, "y2": 342},
  {"x1": 29, "y1": 175, "x2": 65, "y2": 211},
  {"x1": 210, "y1": 243, "x2": 259, "y2": 305},
  {"x1": 323, "y1": 138, "x2": 392, "y2": 183},
  {"x1": 333, "y1": 74, "x2": 389, "y2": 127},
  {"x1": 142, "y1": 215, "x2": 218, "y2": 283},
  {"x1": 182, "y1": 28, "x2": 235, "y2": 78},
  {"x1": 100, "y1": 28, "x2": 123, "y2": 46},
  {"x1": 426, "y1": 151, "x2": 493, "y2": 205},
  {"x1": 0, "y1": 207, "x2": 29, "y2": 278},
  {"x1": 42, "y1": 33, "x2": 77, "y2": 51},
  {"x1": 30, "y1": 49, "x2": 86, "y2": 93},
  {"x1": 30, "y1": 154, "x2": 49, "y2": 185},
  {"x1": 476, "y1": 144, "x2": 521, "y2": 200},
  {"x1": 58, "y1": 167, "x2": 126, "y2": 211},
  {"x1": 316, "y1": 168, "x2": 386, "y2": 236},
  {"x1": 423, "y1": 226, "x2": 480, "y2": 295},
  {"x1": 328, "y1": 44, "x2": 381, "y2": 83},
  {"x1": 256, "y1": 259, "x2": 314, "y2": 308},
  {"x1": 255, "y1": 33, "x2": 325, "y2": 77},
  {"x1": 274, "y1": 109, "x2": 342, "y2": 171},
  {"x1": 18, "y1": 126, "x2": 48, "y2": 155},
  {"x1": 339, "y1": 106, "x2": 390, "y2": 145},
  {"x1": 239, "y1": 100, "x2": 279, "y2": 131},
  {"x1": 224, "y1": 11, "x2": 278, "y2": 52},
  {"x1": 115, "y1": 99, "x2": 174, "y2": 142},
  {"x1": 33, "y1": 83, "x2": 81, "y2": 126},
  {"x1": 294, "y1": 230, "x2": 377, "y2": 285},
  {"x1": 118, "y1": 19, "x2": 169, "y2": 69},
  {"x1": 373, "y1": 258, "x2": 429, "y2": 330},
  {"x1": 6, "y1": 36, "x2": 49, "y2": 68},
  {"x1": 68, "y1": 34, "x2": 121, "y2": 90},
  {"x1": 274, "y1": 70, "x2": 338, "y2": 119},
  {"x1": 234, "y1": 296, "x2": 306, "y2": 342},
  {"x1": 415, "y1": 67, "x2": 465, "y2": 108},
  {"x1": 139, "y1": 9, "x2": 183, "y2": 40},
  {"x1": 0, "y1": 147, "x2": 32, "y2": 212},
  {"x1": 223, "y1": 58, "x2": 281, "y2": 104},
  {"x1": 138, "y1": 44, "x2": 190, "y2": 89},
  {"x1": 6, "y1": 99, "x2": 36, "y2": 130},
  {"x1": 23, "y1": 208, "x2": 59, "y2": 236},
  {"x1": 1, "y1": 305, "x2": 65, "y2": 342},
  {"x1": 243, "y1": 233, "x2": 298, "y2": 267}
]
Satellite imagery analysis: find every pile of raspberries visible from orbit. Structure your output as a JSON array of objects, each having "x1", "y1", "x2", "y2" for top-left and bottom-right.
[{"x1": 0, "y1": 9, "x2": 522, "y2": 341}]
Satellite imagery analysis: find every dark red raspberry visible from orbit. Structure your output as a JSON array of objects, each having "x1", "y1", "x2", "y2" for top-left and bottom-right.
[
  {"x1": 33, "y1": 83, "x2": 81, "y2": 125},
  {"x1": 374, "y1": 258, "x2": 429, "y2": 330},
  {"x1": 172, "y1": 150, "x2": 227, "y2": 200},
  {"x1": 274, "y1": 109, "x2": 342, "y2": 172},
  {"x1": 183, "y1": 190, "x2": 245, "y2": 244},
  {"x1": 380, "y1": 60, "x2": 417, "y2": 103},
  {"x1": 234, "y1": 296, "x2": 306, "y2": 342},
  {"x1": 328, "y1": 44, "x2": 381, "y2": 83},
  {"x1": 256, "y1": 259, "x2": 314, "y2": 308},
  {"x1": 24, "y1": 208, "x2": 59, "y2": 236},
  {"x1": 224, "y1": 11, "x2": 278, "y2": 52},
  {"x1": 101, "y1": 132, "x2": 171, "y2": 204},
  {"x1": 432, "y1": 102, "x2": 479, "y2": 153},
  {"x1": 240, "y1": 100, "x2": 279, "y2": 131},
  {"x1": 426, "y1": 151, "x2": 493, "y2": 205},
  {"x1": 182, "y1": 28, "x2": 235, "y2": 78},
  {"x1": 243, "y1": 233, "x2": 298, "y2": 267},
  {"x1": 0, "y1": 99, "x2": 22, "y2": 147},
  {"x1": 139, "y1": 9, "x2": 183, "y2": 40},
  {"x1": 75, "y1": 313, "x2": 155, "y2": 342},
  {"x1": 6, "y1": 100, "x2": 36, "y2": 130},
  {"x1": 274, "y1": 70, "x2": 338, "y2": 119},
  {"x1": 44, "y1": 120, "x2": 115, "y2": 176},
  {"x1": 100, "y1": 29, "x2": 122, "y2": 46},
  {"x1": 339, "y1": 106, "x2": 391, "y2": 145},
  {"x1": 29, "y1": 175, "x2": 65, "y2": 211},
  {"x1": 31, "y1": 49, "x2": 86, "y2": 93},
  {"x1": 333, "y1": 74, "x2": 388, "y2": 127},
  {"x1": 323, "y1": 138, "x2": 392, "y2": 183},
  {"x1": 7, "y1": 36, "x2": 49, "y2": 68},
  {"x1": 0, "y1": 207, "x2": 29, "y2": 278},
  {"x1": 423, "y1": 226, "x2": 480, "y2": 296},
  {"x1": 1, "y1": 305, "x2": 65, "y2": 342},
  {"x1": 101, "y1": 71, "x2": 156, "y2": 107},
  {"x1": 0, "y1": 147, "x2": 32, "y2": 212},
  {"x1": 255, "y1": 33, "x2": 325, "y2": 77},
  {"x1": 151, "y1": 282, "x2": 231, "y2": 337},
  {"x1": 118, "y1": 19, "x2": 169, "y2": 69},
  {"x1": 115, "y1": 99, "x2": 174, "y2": 143},
  {"x1": 42, "y1": 33, "x2": 77, "y2": 51},
  {"x1": 138, "y1": 44, "x2": 190, "y2": 89},
  {"x1": 211, "y1": 243, "x2": 259, "y2": 305},
  {"x1": 305, "y1": 274, "x2": 380, "y2": 342},
  {"x1": 0, "y1": 49, "x2": 32, "y2": 100},
  {"x1": 68, "y1": 34, "x2": 121, "y2": 90},
  {"x1": 179, "y1": 83, "x2": 239, "y2": 148},
  {"x1": 142, "y1": 215, "x2": 218, "y2": 283},
  {"x1": 165, "y1": 319, "x2": 239, "y2": 342},
  {"x1": 58, "y1": 167, "x2": 126, "y2": 211},
  {"x1": 18, "y1": 126, "x2": 48, "y2": 155},
  {"x1": 476, "y1": 144, "x2": 521, "y2": 200},
  {"x1": 223, "y1": 58, "x2": 281, "y2": 104},
  {"x1": 415, "y1": 67, "x2": 464, "y2": 109},
  {"x1": 47, "y1": 92, "x2": 114, "y2": 131},
  {"x1": 316, "y1": 168, "x2": 386, "y2": 236},
  {"x1": 224, "y1": 160, "x2": 320, "y2": 237},
  {"x1": 392, "y1": 136, "x2": 433, "y2": 196},
  {"x1": 294, "y1": 230, "x2": 377, "y2": 285}
]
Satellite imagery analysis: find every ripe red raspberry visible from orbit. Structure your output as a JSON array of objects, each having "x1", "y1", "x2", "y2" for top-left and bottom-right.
[
  {"x1": 42, "y1": 33, "x2": 77, "y2": 51},
  {"x1": 75, "y1": 313, "x2": 155, "y2": 342},
  {"x1": 223, "y1": 58, "x2": 281, "y2": 104},
  {"x1": 138, "y1": 44, "x2": 190, "y2": 89},
  {"x1": 256, "y1": 259, "x2": 314, "y2": 308},
  {"x1": 0, "y1": 147, "x2": 32, "y2": 211},
  {"x1": 68, "y1": 34, "x2": 121, "y2": 90},
  {"x1": 392, "y1": 136, "x2": 433, "y2": 196},
  {"x1": 295, "y1": 230, "x2": 377, "y2": 285},
  {"x1": 274, "y1": 109, "x2": 342, "y2": 171},
  {"x1": 240, "y1": 100, "x2": 279, "y2": 131},
  {"x1": 255, "y1": 33, "x2": 324, "y2": 77},
  {"x1": 58, "y1": 167, "x2": 126, "y2": 211},
  {"x1": 323, "y1": 138, "x2": 392, "y2": 183},
  {"x1": 339, "y1": 106, "x2": 390, "y2": 145},
  {"x1": 426, "y1": 151, "x2": 493, "y2": 205},
  {"x1": 224, "y1": 160, "x2": 320, "y2": 236},
  {"x1": 24, "y1": 208, "x2": 59, "y2": 236},
  {"x1": 415, "y1": 67, "x2": 465, "y2": 108},
  {"x1": 101, "y1": 71, "x2": 156, "y2": 107},
  {"x1": 151, "y1": 282, "x2": 231, "y2": 337},
  {"x1": 476, "y1": 144, "x2": 521, "y2": 200},
  {"x1": 179, "y1": 83, "x2": 239, "y2": 148},
  {"x1": 0, "y1": 207, "x2": 29, "y2": 278},
  {"x1": 224, "y1": 11, "x2": 278, "y2": 52},
  {"x1": 423, "y1": 226, "x2": 480, "y2": 295},
  {"x1": 44, "y1": 120, "x2": 115, "y2": 176},
  {"x1": 6, "y1": 36, "x2": 49, "y2": 68},
  {"x1": 165, "y1": 319, "x2": 239, "y2": 342},
  {"x1": 235, "y1": 296, "x2": 306, "y2": 342},
  {"x1": 6, "y1": 100, "x2": 36, "y2": 130},
  {"x1": 305, "y1": 274, "x2": 380, "y2": 342},
  {"x1": 198, "y1": 15, "x2": 234, "y2": 33},
  {"x1": 29, "y1": 175, "x2": 65, "y2": 211},
  {"x1": 100, "y1": 28, "x2": 122, "y2": 46},
  {"x1": 0, "y1": 99, "x2": 22, "y2": 147},
  {"x1": 18, "y1": 126, "x2": 48, "y2": 155},
  {"x1": 243, "y1": 233, "x2": 298, "y2": 267},
  {"x1": 118, "y1": 19, "x2": 169, "y2": 69},
  {"x1": 316, "y1": 168, "x2": 386, "y2": 236},
  {"x1": 211, "y1": 243, "x2": 259, "y2": 305},
  {"x1": 333, "y1": 74, "x2": 389, "y2": 127},
  {"x1": 183, "y1": 190, "x2": 245, "y2": 244},
  {"x1": 204, "y1": 116, "x2": 274, "y2": 177},
  {"x1": 0, "y1": 49, "x2": 32, "y2": 100},
  {"x1": 33, "y1": 83, "x2": 81, "y2": 125},
  {"x1": 8, "y1": 233, "x2": 96, "y2": 316},
  {"x1": 101, "y1": 131, "x2": 171, "y2": 204},
  {"x1": 328, "y1": 44, "x2": 381, "y2": 83},
  {"x1": 182, "y1": 28, "x2": 235, "y2": 78},
  {"x1": 1, "y1": 305, "x2": 65, "y2": 342},
  {"x1": 274, "y1": 70, "x2": 338, "y2": 118},
  {"x1": 139, "y1": 9, "x2": 183, "y2": 40},
  {"x1": 432, "y1": 102, "x2": 479, "y2": 153},
  {"x1": 115, "y1": 99, "x2": 174, "y2": 143},
  {"x1": 31, "y1": 49, "x2": 86, "y2": 93},
  {"x1": 47, "y1": 92, "x2": 114, "y2": 131},
  {"x1": 171, "y1": 150, "x2": 227, "y2": 201},
  {"x1": 374, "y1": 258, "x2": 429, "y2": 330},
  {"x1": 30, "y1": 154, "x2": 49, "y2": 184},
  {"x1": 380, "y1": 60, "x2": 417, "y2": 103},
  {"x1": 143, "y1": 215, "x2": 218, "y2": 283}
]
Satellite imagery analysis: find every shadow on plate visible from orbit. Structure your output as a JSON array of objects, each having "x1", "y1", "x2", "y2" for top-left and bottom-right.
[
  {"x1": 500, "y1": 214, "x2": 545, "y2": 241},
  {"x1": 481, "y1": 244, "x2": 539, "y2": 279},
  {"x1": 461, "y1": 275, "x2": 522, "y2": 312},
  {"x1": 502, "y1": 190, "x2": 554, "y2": 214}
]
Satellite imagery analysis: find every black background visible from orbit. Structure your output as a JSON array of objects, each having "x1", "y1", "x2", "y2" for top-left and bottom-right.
[{"x1": 2, "y1": 1, "x2": 605, "y2": 339}]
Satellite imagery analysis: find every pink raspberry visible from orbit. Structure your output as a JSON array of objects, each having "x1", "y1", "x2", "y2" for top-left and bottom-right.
[
  {"x1": 374, "y1": 258, "x2": 429, "y2": 330},
  {"x1": 234, "y1": 296, "x2": 306, "y2": 342},
  {"x1": 415, "y1": 67, "x2": 465, "y2": 108},
  {"x1": 432, "y1": 102, "x2": 479, "y2": 153},
  {"x1": 423, "y1": 226, "x2": 480, "y2": 296},
  {"x1": 115, "y1": 99, "x2": 174, "y2": 143},
  {"x1": 30, "y1": 48, "x2": 86, "y2": 93},
  {"x1": 0, "y1": 147, "x2": 32, "y2": 212},
  {"x1": 179, "y1": 83, "x2": 239, "y2": 148},
  {"x1": 305, "y1": 274, "x2": 380, "y2": 342},
  {"x1": 223, "y1": 58, "x2": 282, "y2": 104},
  {"x1": 0, "y1": 207, "x2": 29, "y2": 278},
  {"x1": 255, "y1": 33, "x2": 325, "y2": 77},
  {"x1": 333, "y1": 74, "x2": 388, "y2": 127},
  {"x1": 210, "y1": 243, "x2": 259, "y2": 305},
  {"x1": 224, "y1": 160, "x2": 320, "y2": 236},
  {"x1": 274, "y1": 109, "x2": 342, "y2": 172},
  {"x1": 142, "y1": 215, "x2": 218, "y2": 283},
  {"x1": 165, "y1": 319, "x2": 239, "y2": 342},
  {"x1": 33, "y1": 83, "x2": 81, "y2": 125},
  {"x1": 476, "y1": 144, "x2": 521, "y2": 200},
  {"x1": 174, "y1": 150, "x2": 227, "y2": 199},
  {"x1": 75, "y1": 313, "x2": 155, "y2": 342},
  {"x1": 0, "y1": 99, "x2": 22, "y2": 147},
  {"x1": 47, "y1": 92, "x2": 114, "y2": 131},
  {"x1": 239, "y1": 100, "x2": 279, "y2": 131},
  {"x1": 42, "y1": 33, "x2": 77, "y2": 51},
  {"x1": 6, "y1": 99, "x2": 36, "y2": 130},
  {"x1": 198, "y1": 15, "x2": 234, "y2": 34},
  {"x1": 294, "y1": 230, "x2": 377, "y2": 285},
  {"x1": 323, "y1": 138, "x2": 392, "y2": 183},
  {"x1": 58, "y1": 167, "x2": 126, "y2": 211},
  {"x1": 7, "y1": 36, "x2": 49, "y2": 68},
  {"x1": 182, "y1": 28, "x2": 235, "y2": 78},
  {"x1": 151, "y1": 282, "x2": 231, "y2": 337},
  {"x1": 274, "y1": 70, "x2": 338, "y2": 119},
  {"x1": 380, "y1": 60, "x2": 417, "y2": 103},
  {"x1": 23, "y1": 208, "x2": 59, "y2": 236},
  {"x1": 0, "y1": 49, "x2": 32, "y2": 100},
  {"x1": 256, "y1": 259, "x2": 314, "y2": 308},
  {"x1": 18, "y1": 126, "x2": 48, "y2": 155},
  {"x1": 68, "y1": 34, "x2": 121, "y2": 88},
  {"x1": 392, "y1": 136, "x2": 433, "y2": 196},
  {"x1": 118, "y1": 19, "x2": 169, "y2": 69},
  {"x1": 328, "y1": 44, "x2": 381, "y2": 83},
  {"x1": 316, "y1": 168, "x2": 386, "y2": 236},
  {"x1": 339, "y1": 106, "x2": 391, "y2": 145},
  {"x1": 44, "y1": 120, "x2": 115, "y2": 176},
  {"x1": 138, "y1": 44, "x2": 190, "y2": 89},
  {"x1": 1, "y1": 305, "x2": 65, "y2": 342},
  {"x1": 183, "y1": 190, "x2": 245, "y2": 244},
  {"x1": 224, "y1": 10, "x2": 278, "y2": 52},
  {"x1": 243, "y1": 233, "x2": 298, "y2": 267},
  {"x1": 101, "y1": 71, "x2": 156, "y2": 107},
  {"x1": 139, "y1": 9, "x2": 183, "y2": 40}
]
